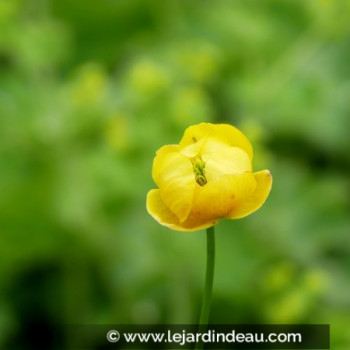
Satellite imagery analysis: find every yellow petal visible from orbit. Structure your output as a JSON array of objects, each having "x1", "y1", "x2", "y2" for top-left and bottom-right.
[
  {"x1": 146, "y1": 189, "x2": 210, "y2": 232},
  {"x1": 227, "y1": 170, "x2": 272, "y2": 219},
  {"x1": 158, "y1": 152, "x2": 195, "y2": 222},
  {"x1": 179, "y1": 217, "x2": 218, "y2": 232},
  {"x1": 152, "y1": 144, "x2": 179, "y2": 186},
  {"x1": 179, "y1": 123, "x2": 253, "y2": 160},
  {"x1": 201, "y1": 138, "x2": 252, "y2": 182},
  {"x1": 179, "y1": 123, "x2": 212, "y2": 148},
  {"x1": 179, "y1": 137, "x2": 206, "y2": 158},
  {"x1": 184, "y1": 173, "x2": 257, "y2": 226},
  {"x1": 147, "y1": 189, "x2": 179, "y2": 226}
]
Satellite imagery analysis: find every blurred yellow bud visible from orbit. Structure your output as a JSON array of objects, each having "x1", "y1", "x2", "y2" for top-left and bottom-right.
[
  {"x1": 105, "y1": 114, "x2": 129, "y2": 152},
  {"x1": 71, "y1": 63, "x2": 107, "y2": 106},
  {"x1": 172, "y1": 87, "x2": 212, "y2": 127},
  {"x1": 304, "y1": 269, "x2": 329, "y2": 294},
  {"x1": 173, "y1": 42, "x2": 220, "y2": 83},
  {"x1": 128, "y1": 60, "x2": 169, "y2": 95},
  {"x1": 267, "y1": 289, "x2": 308, "y2": 323}
]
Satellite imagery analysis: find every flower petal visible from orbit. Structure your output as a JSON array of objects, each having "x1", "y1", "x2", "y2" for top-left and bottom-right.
[
  {"x1": 179, "y1": 123, "x2": 212, "y2": 148},
  {"x1": 147, "y1": 189, "x2": 179, "y2": 226},
  {"x1": 179, "y1": 123, "x2": 253, "y2": 160},
  {"x1": 158, "y1": 152, "x2": 196, "y2": 222},
  {"x1": 227, "y1": 170, "x2": 272, "y2": 219},
  {"x1": 179, "y1": 137, "x2": 206, "y2": 158},
  {"x1": 180, "y1": 217, "x2": 218, "y2": 232},
  {"x1": 183, "y1": 173, "x2": 257, "y2": 227},
  {"x1": 146, "y1": 189, "x2": 210, "y2": 232},
  {"x1": 201, "y1": 139, "x2": 252, "y2": 182},
  {"x1": 152, "y1": 144, "x2": 179, "y2": 186}
]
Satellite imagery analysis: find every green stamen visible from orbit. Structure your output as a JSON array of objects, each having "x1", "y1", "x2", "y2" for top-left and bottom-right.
[{"x1": 192, "y1": 157, "x2": 207, "y2": 186}]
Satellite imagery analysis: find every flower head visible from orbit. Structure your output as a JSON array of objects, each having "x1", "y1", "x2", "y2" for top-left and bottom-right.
[{"x1": 147, "y1": 123, "x2": 272, "y2": 231}]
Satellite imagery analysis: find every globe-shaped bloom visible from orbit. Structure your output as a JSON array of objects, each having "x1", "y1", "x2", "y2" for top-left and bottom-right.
[{"x1": 147, "y1": 123, "x2": 272, "y2": 231}]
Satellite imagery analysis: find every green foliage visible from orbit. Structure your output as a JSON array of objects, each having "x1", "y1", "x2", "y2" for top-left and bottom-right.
[{"x1": 0, "y1": 0, "x2": 350, "y2": 348}]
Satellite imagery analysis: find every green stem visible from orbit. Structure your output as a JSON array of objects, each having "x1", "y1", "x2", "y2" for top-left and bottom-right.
[{"x1": 195, "y1": 225, "x2": 215, "y2": 349}]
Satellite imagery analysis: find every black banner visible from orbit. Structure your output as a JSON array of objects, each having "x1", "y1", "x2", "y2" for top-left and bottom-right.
[{"x1": 65, "y1": 324, "x2": 330, "y2": 349}]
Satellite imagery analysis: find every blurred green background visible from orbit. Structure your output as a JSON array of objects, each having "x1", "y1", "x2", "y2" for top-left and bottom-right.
[{"x1": 1, "y1": 0, "x2": 350, "y2": 349}]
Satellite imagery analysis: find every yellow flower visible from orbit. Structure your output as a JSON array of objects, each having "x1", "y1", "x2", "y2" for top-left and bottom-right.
[{"x1": 147, "y1": 123, "x2": 272, "y2": 232}]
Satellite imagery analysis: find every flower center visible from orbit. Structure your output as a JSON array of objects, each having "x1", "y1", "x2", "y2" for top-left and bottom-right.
[{"x1": 192, "y1": 156, "x2": 207, "y2": 186}]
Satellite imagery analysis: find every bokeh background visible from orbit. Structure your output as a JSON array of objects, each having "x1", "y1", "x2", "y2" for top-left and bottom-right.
[{"x1": 1, "y1": 0, "x2": 350, "y2": 349}]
